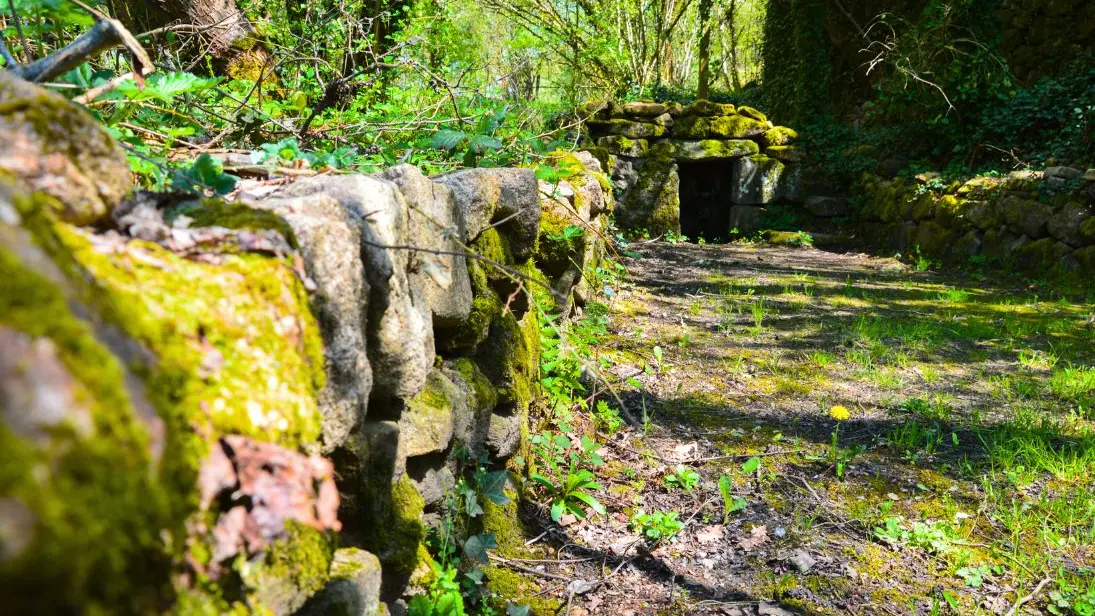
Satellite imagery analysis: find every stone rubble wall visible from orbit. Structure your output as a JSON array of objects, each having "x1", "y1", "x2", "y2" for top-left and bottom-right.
[
  {"x1": 0, "y1": 71, "x2": 614, "y2": 615},
  {"x1": 577, "y1": 100, "x2": 804, "y2": 235},
  {"x1": 857, "y1": 168, "x2": 1095, "y2": 274}
]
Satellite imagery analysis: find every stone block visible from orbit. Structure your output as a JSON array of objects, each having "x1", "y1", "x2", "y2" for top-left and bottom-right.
[
  {"x1": 731, "y1": 155, "x2": 785, "y2": 205},
  {"x1": 668, "y1": 139, "x2": 759, "y2": 161},
  {"x1": 728, "y1": 205, "x2": 766, "y2": 234},
  {"x1": 672, "y1": 114, "x2": 766, "y2": 139},
  {"x1": 597, "y1": 135, "x2": 649, "y2": 158},
  {"x1": 621, "y1": 101, "x2": 669, "y2": 117},
  {"x1": 1000, "y1": 195, "x2": 1053, "y2": 238},
  {"x1": 1046, "y1": 201, "x2": 1093, "y2": 247},
  {"x1": 765, "y1": 145, "x2": 804, "y2": 163},
  {"x1": 295, "y1": 548, "x2": 383, "y2": 616},
  {"x1": 587, "y1": 118, "x2": 667, "y2": 139}
]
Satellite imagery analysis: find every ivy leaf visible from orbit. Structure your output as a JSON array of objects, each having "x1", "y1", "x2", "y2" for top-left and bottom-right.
[
  {"x1": 507, "y1": 604, "x2": 531, "y2": 616},
  {"x1": 469, "y1": 133, "x2": 503, "y2": 153},
  {"x1": 463, "y1": 532, "x2": 498, "y2": 564},
  {"x1": 480, "y1": 470, "x2": 511, "y2": 506}
]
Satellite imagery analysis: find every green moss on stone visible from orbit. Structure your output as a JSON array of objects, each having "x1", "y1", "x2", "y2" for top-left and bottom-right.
[
  {"x1": 0, "y1": 230, "x2": 172, "y2": 614},
  {"x1": 451, "y1": 357, "x2": 499, "y2": 410},
  {"x1": 247, "y1": 521, "x2": 336, "y2": 611},
  {"x1": 763, "y1": 126, "x2": 798, "y2": 147},
  {"x1": 166, "y1": 199, "x2": 297, "y2": 247},
  {"x1": 371, "y1": 476, "x2": 427, "y2": 583},
  {"x1": 1080, "y1": 216, "x2": 1095, "y2": 242},
  {"x1": 736, "y1": 105, "x2": 768, "y2": 123},
  {"x1": 537, "y1": 205, "x2": 582, "y2": 276},
  {"x1": 0, "y1": 72, "x2": 131, "y2": 225},
  {"x1": 765, "y1": 145, "x2": 804, "y2": 163},
  {"x1": 484, "y1": 566, "x2": 563, "y2": 616},
  {"x1": 480, "y1": 491, "x2": 534, "y2": 559},
  {"x1": 472, "y1": 228, "x2": 515, "y2": 274}
]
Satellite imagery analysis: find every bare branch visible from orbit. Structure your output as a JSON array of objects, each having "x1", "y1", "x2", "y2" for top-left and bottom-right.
[{"x1": 10, "y1": 12, "x2": 152, "y2": 84}]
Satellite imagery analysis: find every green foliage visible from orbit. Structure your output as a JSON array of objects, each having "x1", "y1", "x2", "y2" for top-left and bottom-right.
[
  {"x1": 629, "y1": 509, "x2": 683, "y2": 543},
  {"x1": 718, "y1": 475, "x2": 748, "y2": 519},
  {"x1": 529, "y1": 432, "x2": 606, "y2": 522},
  {"x1": 111, "y1": 72, "x2": 220, "y2": 103},
  {"x1": 663, "y1": 465, "x2": 700, "y2": 493},
  {"x1": 171, "y1": 154, "x2": 239, "y2": 196},
  {"x1": 593, "y1": 400, "x2": 623, "y2": 435},
  {"x1": 873, "y1": 517, "x2": 959, "y2": 555},
  {"x1": 408, "y1": 562, "x2": 467, "y2": 616},
  {"x1": 1049, "y1": 578, "x2": 1095, "y2": 616}
]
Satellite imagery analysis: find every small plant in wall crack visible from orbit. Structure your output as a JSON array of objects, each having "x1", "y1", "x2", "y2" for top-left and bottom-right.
[{"x1": 414, "y1": 453, "x2": 522, "y2": 616}]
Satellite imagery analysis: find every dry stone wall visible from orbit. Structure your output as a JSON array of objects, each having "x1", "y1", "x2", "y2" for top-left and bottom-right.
[
  {"x1": 1, "y1": 73, "x2": 614, "y2": 615},
  {"x1": 579, "y1": 100, "x2": 804, "y2": 236},
  {"x1": 858, "y1": 168, "x2": 1095, "y2": 275}
]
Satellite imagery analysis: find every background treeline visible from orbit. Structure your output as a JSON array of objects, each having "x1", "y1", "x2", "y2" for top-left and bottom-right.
[{"x1": 1, "y1": 0, "x2": 1091, "y2": 190}]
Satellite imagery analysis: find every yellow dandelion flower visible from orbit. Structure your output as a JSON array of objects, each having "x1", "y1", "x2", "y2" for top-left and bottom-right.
[{"x1": 829, "y1": 405, "x2": 851, "y2": 421}]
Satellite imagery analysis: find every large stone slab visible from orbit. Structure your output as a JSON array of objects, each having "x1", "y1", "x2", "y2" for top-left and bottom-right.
[
  {"x1": 616, "y1": 147, "x2": 680, "y2": 235},
  {"x1": 621, "y1": 101, "x2": 669, "y2": 117},
  {"x1": 731, "y1": 155, "x2": 786, "y2": 205},
  {"x1": 587, "y1": 118, "x2": 667, "y2": 139},
  {"x1": 672, "y1": 114, "x2": 766, "y2": 140},
  {"x1": 668, "y1": 139, "x2": 759, "y2": 161}
]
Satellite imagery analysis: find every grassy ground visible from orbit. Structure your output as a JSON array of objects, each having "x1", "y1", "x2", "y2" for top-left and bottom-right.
[{"x1": 501, "y1": 239, "x2": 1095, "y2": 615}]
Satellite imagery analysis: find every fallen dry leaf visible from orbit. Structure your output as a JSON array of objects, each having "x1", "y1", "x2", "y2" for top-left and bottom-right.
[
  {"x1": 739, "y1": 525, "x2": 768, "y2": 552},
  {"x1": 198, "y1": 435, "x2": 341, "y2": 574},
  {"x1": 695, "y1": 524, "x2": 725, "y2": 544},
  {"x1": 670, "y1": 441, "x2": 697, "y2": 461}
]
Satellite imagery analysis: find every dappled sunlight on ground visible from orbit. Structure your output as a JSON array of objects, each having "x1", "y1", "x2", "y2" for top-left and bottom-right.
[{"x1": 512, "y1": 239, "x2": 1094, "y2": 615}]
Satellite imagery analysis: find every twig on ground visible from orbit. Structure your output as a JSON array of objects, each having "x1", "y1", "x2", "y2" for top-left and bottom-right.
[
  {"x1": 682, "y1": 448, "x2": 803, "y2": 464},
  {"x1": 1005, "y1": 577, "x2": 1051, "y2": 616},
  {"x1": 487, "y1": 554, "x2": 574, "y2": 583}
]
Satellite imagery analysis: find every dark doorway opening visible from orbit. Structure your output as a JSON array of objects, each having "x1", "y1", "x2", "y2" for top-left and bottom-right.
[{"x1": 679, "y1": 161, "x2": 734, "y2": 241}]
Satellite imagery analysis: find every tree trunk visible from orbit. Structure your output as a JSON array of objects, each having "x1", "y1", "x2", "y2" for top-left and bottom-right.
[
  {"x1": 697, "y1": 0, "x2": 713, "y2": 99},
  {"x1": 727, "y1": 0, "x2": 743, "y2": 90},
  {"x1": 113, "y1": 0, "x2": 260, "y2": 70}
]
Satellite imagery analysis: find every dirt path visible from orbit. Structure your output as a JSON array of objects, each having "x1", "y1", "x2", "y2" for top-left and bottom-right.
[{"x1": 506, "y1": 240, "x2": 1095, "y2": 616}]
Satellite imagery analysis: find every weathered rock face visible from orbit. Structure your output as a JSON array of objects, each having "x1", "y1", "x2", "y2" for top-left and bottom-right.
[
  {"x1": 616, "y1": 149, "x2": 681, "y2": 235},
  {"x1": 297, "y1": 548, "x2": 384, "y2": 616},
  {"x1": 0, "y1": 71, "x2": 132, "y2": 226},
  {"x1": 1, "y1": 171, "x2": 337, "y2": 614},
  {"x1": 435, "y1": 167, "x2": 541, "y2": 260},
  {"x1": 269, "y1": 175, "x2": 435, "y2": 402},
  {"x1": 3, "y1": 74, "x2": 617, "y2": 616},
  {"x1": 858, "y1": 171, "x2": 1095, "y2": 275},
  {"x1": 259, "y1": 190, "x2": 372, "y2": 451},
  {"x1": 732, "y1": 155, "x2": 790, "y2": 205}
]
